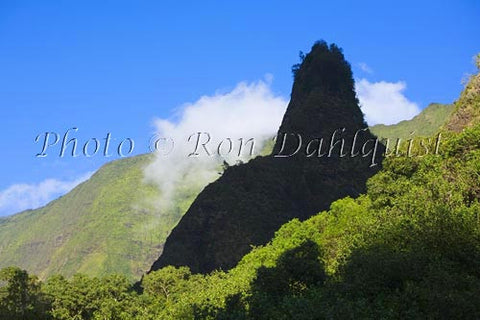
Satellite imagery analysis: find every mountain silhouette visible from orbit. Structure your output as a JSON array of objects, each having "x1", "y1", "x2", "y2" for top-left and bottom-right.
[{"x1": 150, "y1": 41, "x2": 384, "y2": 274}]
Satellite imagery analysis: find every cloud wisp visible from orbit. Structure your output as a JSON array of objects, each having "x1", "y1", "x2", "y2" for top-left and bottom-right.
[
  {"x1": 0, "y1": 172, "x2": 93, "y2": 216},
  {"x1": 144, "y1": 76, "x2": 421, "y2": 210},
  {"x1": 0, "y1": 76, "x2": 420, "y2": 217},
  {"x1": 143, "y1": 78, "x2": 288, "y2": 210},
  {"x1": 358, "y1": 62, "x2": 373, "y2": 74}
]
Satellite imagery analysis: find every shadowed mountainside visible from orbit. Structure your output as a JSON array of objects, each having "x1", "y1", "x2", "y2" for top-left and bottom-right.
[
  {"x1": 150, "y1": 41, "x2": 385, "y2": 274},
  {"x1": 0, "y1": 44, "x2": 461, "y2": 282}
]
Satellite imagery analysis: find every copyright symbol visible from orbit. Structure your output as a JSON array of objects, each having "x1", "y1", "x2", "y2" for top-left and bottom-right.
[{"x1": 149, "y1": 134, "x2": 174, "y2": 156}]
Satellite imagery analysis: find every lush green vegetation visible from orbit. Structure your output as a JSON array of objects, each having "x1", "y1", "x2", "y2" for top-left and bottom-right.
[
  {"x1": 2, "y1": 119, "x2": 480, "y2": 319},
  {"x1": 0, "y1": 103, "x2": 448, "y2": 283},
  {"x1": 2, "y1": 50, "x2": 478, "y2": 319},
  {"x1": 0, "y1": 141, "x2": 275, "y2": 282},
  {"x1": 370, "y1": 103, "x2": 454, "y2": 140},
  {"x1": 445, "y1": 55, "x2": 480, "y2": 132},
  {"x1": 0, "y1": 154, "x2": 200, "y2": 281},
  {"x1": 0, "y1": 62, "x2": 455, "y2": 283},
  {"x1": 152, "y1": 41, "x2": 383, "y2": 275},
  {"x1": 0, "y1": 140, "x2": 274, "y2": 282}
]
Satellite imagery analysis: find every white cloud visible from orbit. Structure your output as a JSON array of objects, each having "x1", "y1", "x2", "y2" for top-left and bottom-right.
[
  {"x1": 356, "y1": 78, "x2": 421, "y2": 125},
  {"x1": 144, "y1": 78, "x2": 288, "y2": 210},
  {"x1": 358, "y1": 62, "x2": 373, "y2": 74},
  {"x1": 0, "y1": 172, "x2": 93, "y2": 216}
]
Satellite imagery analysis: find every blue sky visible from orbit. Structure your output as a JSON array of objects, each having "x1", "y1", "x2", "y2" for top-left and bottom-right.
[{"x1": 0, "y1": 0, "x2": 479, "y2": 215}]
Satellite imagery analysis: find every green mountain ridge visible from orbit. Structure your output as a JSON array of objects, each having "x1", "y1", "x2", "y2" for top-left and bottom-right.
[
  {"x1": 0, "y1": 96, "x2": 453, "y2": 282},
  {"x1": 445, "y1": 59, "x2": 480, "y2": 132},
  {"x1": 0, "y1": 105, "x2": 446, "y2": 279},
  {"x1": 0, "y1": 154, "x2": 199, "y2": 281},
  {"x1": 370, "y1": 103, "x2": 454, "y2": 140},
  {"x1": 0, "y1": 145, "x2": 275, "y2": 281},
  {"x1": 150, "y1": 41, "x2": 384, "y2": 274},
  {"x1": 0, "y1": 48, "x2": 479, "y2": 320},
  {"x1": 0, "y1": 48, "x2": 461, "y2": 282}
]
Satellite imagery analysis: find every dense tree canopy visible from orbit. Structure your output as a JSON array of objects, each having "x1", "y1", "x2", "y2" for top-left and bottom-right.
[
  {"x1": 1, "y1": 118, "x2": 480, "y2": 319},
  {"x1": 1, "y1": 48, "x2": 479, "y2": 320}
]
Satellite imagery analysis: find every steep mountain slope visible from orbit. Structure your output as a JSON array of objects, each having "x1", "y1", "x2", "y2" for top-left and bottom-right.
[
  {"x1": 138, "y1": 62, "x2": 480, "y2": 320},
  {"x1": 0, "y1": 102, "x2": 452, "y2": 281},
  {"x1": 1, "y1": 55, "x2": 478, "y2": 320},
  {"x1": 0, "y1": 48, "x2": 459, "y2": 282},
  {"x1": 150, "y1": 41, "x2": 385, "y2": 274},
  {"x1": 445, "y1": 58, "x2": 480, "y2": 132},
  {"x1": 0, "y1": 154, "x2": 199, "y2": 280},
  {"x1": 370, "y1": 103, "x2": 454, "y2": 140}
]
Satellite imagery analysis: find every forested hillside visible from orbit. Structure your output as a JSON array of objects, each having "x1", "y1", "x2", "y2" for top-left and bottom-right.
[
  {"x1": 151, "y1": 41, "x2": 383, "y2": 274},
  {"x1": 0, "y1": 154, "x2": 199, "y2": 281},
  {"x1": 370, "y1": 103, "x2": 454, "y2": 140},
  {"x1": 0, "y1": 47, "x2": 456, "y2": 283},
  {"x1": 1, "y1": 48, "x2": 478, "y2": 320}
]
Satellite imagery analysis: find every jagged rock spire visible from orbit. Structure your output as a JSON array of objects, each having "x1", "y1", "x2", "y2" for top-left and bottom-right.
[{"x1": 149, "y1": 41, "x2": 383, "y2": 274}]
